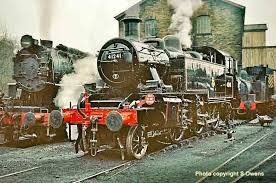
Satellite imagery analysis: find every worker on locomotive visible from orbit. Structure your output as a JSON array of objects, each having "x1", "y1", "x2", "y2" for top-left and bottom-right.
[
  {"x1": 238, "y1": 70, "x2": 256, "y2": 118},
  {"x1": 238, "y1": 65, "x2": 276, "y2": 119}
]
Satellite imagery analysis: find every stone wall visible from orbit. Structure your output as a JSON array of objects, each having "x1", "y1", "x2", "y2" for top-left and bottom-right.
[
  {"x1": 117, "y1": 0, "x2": 245, "y2": 65},
  {"x1": 119, "y1": 20, "x2": 124, "y2": 38},
  {"x1": 139, "y1": 0, "x2": 172, "y2": 39},
  {"x1": 192, "y1": 0, "x2": 245, "y2": 65}
]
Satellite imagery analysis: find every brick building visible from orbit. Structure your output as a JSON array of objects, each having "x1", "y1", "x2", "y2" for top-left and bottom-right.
[{"x1": 115, "y1": 0, "x2": 245, "y2": 67}]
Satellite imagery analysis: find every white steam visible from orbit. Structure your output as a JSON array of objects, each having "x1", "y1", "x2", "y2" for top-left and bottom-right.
[
  {"x1": 54, "y1": 55, "x2": 99, "y2": 108},
  {"x1": 37, "y1": 0, "x2": 54, "y2": 39},
  {"x1": 168, "y1": 0, "x2": 202, "y2": 47}
]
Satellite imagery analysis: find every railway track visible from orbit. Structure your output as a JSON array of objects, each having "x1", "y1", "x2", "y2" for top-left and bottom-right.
[
  {"x1": 195, "y1": 130, "x2": 275, "y2": 183},
  {"x1": 0, "y1": 120, "x2": 256, "y2": 182},
  {"x1": 72, "y1": 161, "x2": 134, "y2": 183},
  {"x1": 0, "y1": 166, "x2": 42, "y2": 179},
  {"x1": 0, "y1": 128, "x2": 218, "y2": 182},
  {"x1": 230, "y1": 152, "x2": 276, "y2": 183},
  {"x1": 69, "y1": 129, "x2": 226, "y2": 183}
]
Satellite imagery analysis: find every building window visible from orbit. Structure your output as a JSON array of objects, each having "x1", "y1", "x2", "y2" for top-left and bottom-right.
[
  {"x1": 145, "y1": 19, "x2": 158, "y2": 37},
  {"x1": 196, "y1": 15, "x2": 211, "y2": 34},
  {"x1": 125, "y1": 22, "x2": 138, "y2": 39}
]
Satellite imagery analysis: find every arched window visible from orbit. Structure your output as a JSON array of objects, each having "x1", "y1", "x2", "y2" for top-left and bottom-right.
[
  {"x1": 196, "y1": 15, "x2": 211, "y2": 34},
  {"x1": 145, "y1": 19, "x2": 158, "y2": 37}
]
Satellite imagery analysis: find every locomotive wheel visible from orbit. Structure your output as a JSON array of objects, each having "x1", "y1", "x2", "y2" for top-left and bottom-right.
[
  {"x1": 194, "y1": 108, "x2": 206, "y2": 135},
  {"x1": 212, "y1": 120, "x2": 220, "y2": 129},
  {"x1": 169, "y1": 127, "x2": 184, "y2": 143},
  {"x1": 126, "y1": 125, "x2": 148, "y2": 159},
  {"x1": 194, "y1": 125, "x2": 205, "y2": 135}
]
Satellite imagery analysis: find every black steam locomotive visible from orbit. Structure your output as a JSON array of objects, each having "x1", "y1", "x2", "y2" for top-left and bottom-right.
[
  {"x1": 13, "y1": 35, "x2": 87, "y2": 108},
  {"x1": 63, "y1": 35, "x2": 239, "y2": 159},
  {"x1": 0, "y1": 35, "x2": 87, "y2": 143}
]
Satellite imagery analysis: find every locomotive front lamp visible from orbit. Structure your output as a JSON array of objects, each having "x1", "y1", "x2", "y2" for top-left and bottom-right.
[{"x1": 145, "y1": 94, "x2": 155, "y2": 105}]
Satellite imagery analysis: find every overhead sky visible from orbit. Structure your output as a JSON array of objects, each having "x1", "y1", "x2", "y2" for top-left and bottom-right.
[{"x1": 0, "y1": 0, "x2": 275, "y2": 53}]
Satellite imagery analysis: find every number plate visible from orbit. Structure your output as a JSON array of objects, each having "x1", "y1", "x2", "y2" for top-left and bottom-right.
[{"x1": 107, "y1": 53, "x2": 123, "y2": 60}]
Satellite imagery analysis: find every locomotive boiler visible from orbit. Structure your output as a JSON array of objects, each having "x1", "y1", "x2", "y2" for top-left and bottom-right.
[
  {"x1": 0, "y1": 35, "x2": 87, "y2": 143},
  {"x1": 62, "y1": 35, "x2": 239, "y2": 160}
]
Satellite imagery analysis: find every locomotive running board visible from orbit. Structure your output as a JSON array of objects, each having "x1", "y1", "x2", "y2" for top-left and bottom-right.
[{"x1": 197, "y1": 119, "x2": 218, "y2": 126}]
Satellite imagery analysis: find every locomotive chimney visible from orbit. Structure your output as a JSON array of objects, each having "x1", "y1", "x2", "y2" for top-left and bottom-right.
[
  {"x1": 122, "y1": 16, "x2": 141, "y2": 41},
  {"x1": 34, "y1": 39, "x2": 39, "y2": 45},
  {"x1": 40, "y1": 40, "x2": 53, "y2": 48}
]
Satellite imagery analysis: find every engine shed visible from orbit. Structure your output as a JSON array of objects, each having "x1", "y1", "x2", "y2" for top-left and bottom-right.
[{"x1": 115, "y1": 0, "x2": 245, "y2": 68}]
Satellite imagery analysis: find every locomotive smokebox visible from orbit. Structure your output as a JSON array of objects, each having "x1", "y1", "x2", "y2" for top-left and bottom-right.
[{"x1": 97, "y1": 38, "x2": 169, "y2": 89}]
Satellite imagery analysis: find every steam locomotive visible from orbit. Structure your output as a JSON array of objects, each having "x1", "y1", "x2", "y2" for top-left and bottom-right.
[
  {"x1": 238, "y1": 65, "x2": 276, "y2": 119},
  {"x1": 62, "y1": 35, "x2": 239, "y2": 159},
  {"x1": 0, "y1": 35, "x2": 87, "y2": 143}
]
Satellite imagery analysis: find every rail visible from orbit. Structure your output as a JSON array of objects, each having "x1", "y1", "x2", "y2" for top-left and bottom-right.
[{"x1": 195, "y1": 130, "x2": 274, "y2": 183}]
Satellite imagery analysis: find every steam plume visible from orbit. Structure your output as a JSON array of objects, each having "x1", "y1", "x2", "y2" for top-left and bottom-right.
[
  {"x1": 168, "y1": 0, "x2": 202, "y2": 47},
  {"x1": 54, "y1": 55, "x2": 99, "y2": 108},
  {"x1": 38, "y1": 0, "x2": 53, "y2": 39}
]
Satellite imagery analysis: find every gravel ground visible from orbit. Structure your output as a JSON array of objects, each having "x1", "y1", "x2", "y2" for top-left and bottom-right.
[
  {"x1": 99, "y1": 122, "x2": 276, "y2": 183},
  {"x1": 0, "y1": 142, "x2": 125, "y2": 183},
  {"x1": 0, "y1": 121, "x2": 275, "y2": 183},
  {"x1": 0, "y1": 146, "x2": 19, "y2": 156}
]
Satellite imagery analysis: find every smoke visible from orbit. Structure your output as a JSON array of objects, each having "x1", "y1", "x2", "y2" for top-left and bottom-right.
[
  {"x1": 45, "y1": 0, "x2": 139, "y2": 109},
  {"x1": 168, "y1": 0, "x2": 202, "y2": 47},
  {"x1": 37, "y1": 0, "x2": 54, "y2": 39},
  {"x1": 54, "y1": 55, "x2": 99, "y2": 108}
]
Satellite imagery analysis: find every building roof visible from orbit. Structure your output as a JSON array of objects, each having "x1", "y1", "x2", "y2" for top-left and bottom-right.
[
  {"x1": 244, "y1": 24, "x2": 268, "y2": 32},
  {"x1": 221, "y1": 0, "x2": 245, "y2": 9},
  {"x1": 114, "y1": 1, "x2": 143, "y2": 20},
  {"x1": 114, "y1": 0, "x2": 245, "y2": 20}
]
